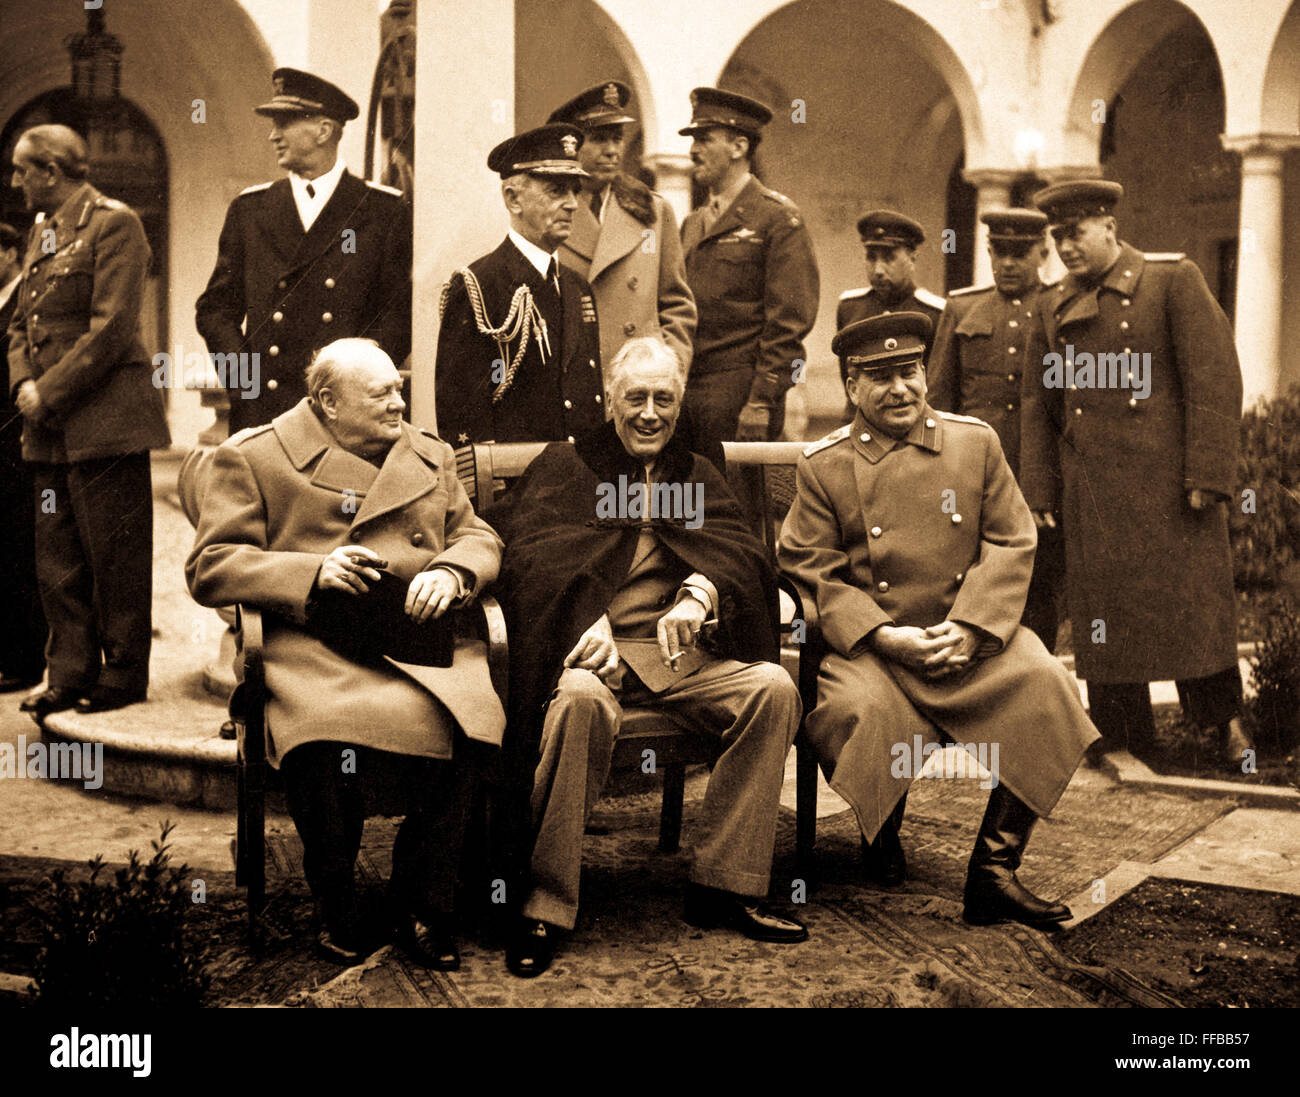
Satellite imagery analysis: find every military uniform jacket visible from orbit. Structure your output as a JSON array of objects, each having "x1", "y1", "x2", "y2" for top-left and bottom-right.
[
  {"x1": 681, "y1": 176, "x2": 819, "y2": 408},
  {"x1": 435, "y1": 236, "x2": 604, "y2": 446},
  {"x1": 927, "y1": 281, "x2": 1050, "y2": 476},
  {"x1": 6, "y1": 183, "x2": 170, "y2": 463},
  {"x1": 1020, "y1": 242, "x2": 1241, "y2": 683},
  {"x1": 559, "y1": 175, "x2": 696, "y2": 375},
  {"x1": 778, "y1": 409, "x2": 1034, "y2": 659},
  {"x1": 186, "y1": 399, "x2": 505, "y2": 767},
  {"x1": 195, "y1": 172, "x2": 413, "y2": 434},
  {"x1": 836, "y1": 284, "x2": 945, "y2": 363}
]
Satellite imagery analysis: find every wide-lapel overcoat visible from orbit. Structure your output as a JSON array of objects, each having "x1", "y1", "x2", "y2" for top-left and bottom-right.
[
  {"x1": 186, "y1": 399, "x2": 505, "y2": 767},
  {"x1": 558, "y1": 176, "x2": 696, "y2": 376}
]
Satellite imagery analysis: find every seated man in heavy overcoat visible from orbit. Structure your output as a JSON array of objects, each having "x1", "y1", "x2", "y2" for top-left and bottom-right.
[
  {"x1": 778, "y1": 313, "x2": 1098, "y2": 927},
  {"x1": 187, "y1": 338, "x2": 504, "y2": 967}
]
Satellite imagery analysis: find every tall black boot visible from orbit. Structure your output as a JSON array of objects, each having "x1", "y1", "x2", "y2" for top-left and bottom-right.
[
  {"x1": 860, "y1": 791, "x2": 908, "y2": 886},
  {"x1": 962, "y1": 785, "x2": 1069, "y2": 927}
]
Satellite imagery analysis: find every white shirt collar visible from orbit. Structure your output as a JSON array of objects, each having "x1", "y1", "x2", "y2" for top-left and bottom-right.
[
  {"x1": 289, "y1": 158, "x2": 347, "y2": 230},
  {"x1": 0, "y1": 273, "x2": 20, "y2": 312},
  {"x1": 508, "y1": 228, "x2": 557, "y2": 280}
]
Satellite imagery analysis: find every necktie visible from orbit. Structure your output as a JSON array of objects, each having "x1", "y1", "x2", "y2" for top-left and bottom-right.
[
  {"x1": 545, "y1": 258, "x2": 560, "y2": 296},
  {"x1": 701, "y1": 196, "x2": 722, "y2": 235},
  {"x1": 306, "y1": 182, "x2": 316, "y2": 199},
  {"x1": 589, "y1": 189, "x2": 603, "y2": 220}
]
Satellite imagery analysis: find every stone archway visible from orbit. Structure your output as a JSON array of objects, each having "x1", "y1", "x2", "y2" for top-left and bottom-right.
[
  {"x1": 714, "y1": 0, "x2": 983, "y2": 424},
  {"x1": 1061, "y1": 3, "x2": 1238, "y2": 310},
  {"x1": 0, "y1": 0, "x2": 277, "y2": 447}
]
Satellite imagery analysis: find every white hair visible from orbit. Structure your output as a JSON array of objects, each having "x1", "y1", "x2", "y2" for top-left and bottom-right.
[{"x1": 606, "y1": 336, "x2": 686, "y2": 396}]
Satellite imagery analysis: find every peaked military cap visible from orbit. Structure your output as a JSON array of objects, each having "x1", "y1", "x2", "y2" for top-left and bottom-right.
[
  {"x1": 857, "y1": 209, "x2": 925, "y2": 249},
  {"x1": 488, "y1": 124, "x2": 590, "y2": 179},
  {"x1": 548, "y1": 81, "x2": 636, "y2": 129},
  {"x1": 1033, "y1": 179, "x2": 1124, "y2": 225},
  {"x1": 981, "y1": 208, "x2": 1048, "y2": 241},
  {"x1": 254, "y1": 68, "x2": 359, "y2": 123},
  {"x1": 679, "y1": 87, "x2": 773, "y2": 137},
  {"x1": 833, "y1": 312, "x2": 932, "y2": 371}
]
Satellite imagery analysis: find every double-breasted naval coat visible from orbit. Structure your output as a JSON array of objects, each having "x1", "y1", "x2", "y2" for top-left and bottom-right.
[
  {"x1": 186, "y1": 399, "x2": 505, "y2": 768},
  {"x1": 1020, "y1": 242, "x2": 1242, "y2": 684},
  {"x1": 196, "y1": 172, "x2": 413, "y2": 434},
  {"x1": 681, "y1": 176, "x2": 818, "y2": 445},
  {"x1": 435, "y1": 237, "x2": 605, "y2": 446},
  {"x1": 558, "y1": 174, "x2": 696, "y2": 376},
  {"x1": 778, "y1": 409, "x2": 1096, "y2": 839},
  {"x1": 7, "y1": 183, "x2": 170, "y2": 462}
]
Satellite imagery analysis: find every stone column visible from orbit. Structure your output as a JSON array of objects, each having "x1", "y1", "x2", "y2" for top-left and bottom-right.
[
  {"x1": 961, "y1": 168, "x2": 1018, "y2": 285},
  {"x1": 411, "y1": 0, "x2": 515, "y2": 434},
  {"x1": 647, "y1": 152, "x2": 694, "y2": 225},
  {"x1": 1222, "y1": 134, "x2": 1299, "y2": 408}
]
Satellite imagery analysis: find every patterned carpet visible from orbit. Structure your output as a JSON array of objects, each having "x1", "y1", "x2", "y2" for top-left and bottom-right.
[{"x1": 282, "y1": 770, "x2": 1222, "y2": 1007}]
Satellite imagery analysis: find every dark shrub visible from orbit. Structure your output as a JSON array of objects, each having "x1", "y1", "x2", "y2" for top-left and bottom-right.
[{"x1": 29, "y1": 821, "x2": 209, "y2": 1007}]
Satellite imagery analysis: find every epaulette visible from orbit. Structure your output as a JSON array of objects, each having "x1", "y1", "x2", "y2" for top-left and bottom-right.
[
  {"x1": 948, "y1": 283, "x2": 993, "y2": 297},
  {"x1": 937, "y1": 410, "x2": 990, "y2": 427},
  {"x1": 238, "y1": 181, "x2": 274, "y2": 196},
  {"x1": 94, "y1": 196, "x2": 128, "y2": 211},
  {"x1": 803, "y1": 424, "x2": 851, "y2": 457},
  {"x1": 838, "y1": 285, "x2": 872, "y2": 302},
  {"x1": 226, "y1": 423, "x2": 275, "y2": 446},
  {"x1": 612, "y1": 173, "x2": 655, "y2": 227},
  {"x1": 1144, "y1": 252, "x2": 1185, "y2": 262},
  {"x1": 914, "y1": 287, "x2": 946, "y2": 310},
  {"x1": 366, "y1": 180, "x2": 404, "y2": 198},
  {"x1": 759, "y1": 186, "x2": 804, "y2": 227}
]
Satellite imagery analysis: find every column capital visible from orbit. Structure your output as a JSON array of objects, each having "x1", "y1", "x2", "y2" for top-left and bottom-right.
[
  {"x1": 1221, "y1": 132, "x2": 1300, "y2": 159},
  {"x1": 647, "y1": 152, "x2": 693, "y2": 185},
  {"x1": 1033, "y1": 164, "x2": 1104, "y2": 184},
  {"x1": 960, "y1": 167, "x2": 1020, "y2": 190}
]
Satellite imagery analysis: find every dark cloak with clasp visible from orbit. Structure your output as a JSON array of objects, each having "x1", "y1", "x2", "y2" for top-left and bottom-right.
[{"x1": 482, "y1": 419, "x2": 780, "y2": 880}]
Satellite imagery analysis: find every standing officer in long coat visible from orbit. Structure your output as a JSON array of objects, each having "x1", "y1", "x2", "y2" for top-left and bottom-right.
[
  {"x1": 196, "y1": 69, "x2": 412, "y2": 435},
  {"x1": 7, "y1": 125, "x2": 170, "y2": 718},
  {"x1": 187, "y1": 338, "x2": 504, "y2": 968},
  {"x1": 929, "y1": 209, "x2": 1063, "y2": 650},
  {"x1": 779, "y1": 313, "x2": 1097, "y2": 926},
  {"x1": 679, "y1": 88, "x2": 819, "y2": 451},
  {"x1": 547, "y1": 81, "x2": 696, "y2": 379},
  {"x1": 434, "y1": 124, "x2": 605, "y2": 446},
  {"x1": 1021, "y1": 181, "x2": 1250, "y2": 765}
]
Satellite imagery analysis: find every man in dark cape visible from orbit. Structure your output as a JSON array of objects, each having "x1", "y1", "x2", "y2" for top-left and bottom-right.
[{"x1": 485, "y1": 336, "x2": 806, "y2": 977}]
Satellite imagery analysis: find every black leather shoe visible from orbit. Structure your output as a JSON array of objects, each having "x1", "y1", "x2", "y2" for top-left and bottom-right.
[
  {"x1": 75, "y1": 686, "x2": 147, "y2": 714},
  {"x1": 395, "y1": 912, "x2": 460, "y2": 971},
  {"x1": 683, "y1": 884, "x2": 809, "y2": 943},
  {"x1": 0, "y1": 673, "x2": 44, "y2": 694},
  {"x1": 314, "y1": 927, "x2": 365, "y2": 965},
  {"x1": 963, "y1": 785, "x2": 1070, "y2": 928},
  {"x1": 962, "y1": 875, "x2": 1071, "y2": 927},
  {"x1": 19, "y1": 687, "x2": 82, "y2": 718},
  {"x1": 506, "y1": 919, "x2": 555, "y2": 978}
]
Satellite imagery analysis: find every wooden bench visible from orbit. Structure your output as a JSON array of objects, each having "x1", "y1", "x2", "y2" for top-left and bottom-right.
[{"x1": 231, "y1": 439, "x2": 823, "y2": 933}]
